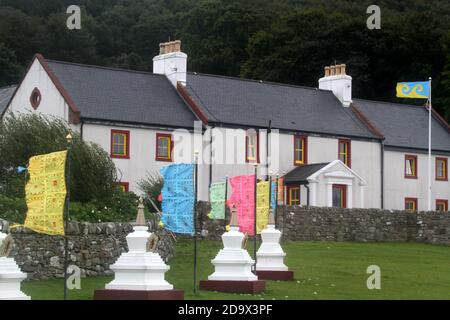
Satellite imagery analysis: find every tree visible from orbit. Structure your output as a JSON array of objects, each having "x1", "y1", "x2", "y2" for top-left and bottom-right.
[
  {"x1": 0, "y1": 114, "x2": 117, "y2": 203},
  {"x1": 0, "y1": 43, "x2": 23, "y2": 86}
]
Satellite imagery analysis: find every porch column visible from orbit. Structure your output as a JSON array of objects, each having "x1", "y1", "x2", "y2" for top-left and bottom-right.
[
  {"x1": 360, "y1": 183, "x2": 365, "y2": 208},
  {"x1": 326, "y1": 183, "x2": 333, "y2": 207},
  {"x1": 309, "y1": 181, "x2": 318, "y2": 206},
  {"x1": 347, "y1": 184, "x2": 353, "y2": 209}
]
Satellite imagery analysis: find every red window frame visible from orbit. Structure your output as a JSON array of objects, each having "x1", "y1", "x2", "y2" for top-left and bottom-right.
[
  {"x1": 332, "y1": 184, "x2": 347, "y2": 208},
  {"x1": 436, "y1": 199, "x2": 448, "y2": 212},
  {"x1": 404, "y1": 154, "x2": 418, "y2": 179},
  {"x1": 118, "y1": 182, "x2": 129, "y2": 192},
  {"x1": 338, "y1": 139, "x2": 351, "y2": 168},
  {"x1": 435, "y1": 157, "x2": 448, "y2": 181},
  {"x1": 245, "y1": 130, "x2": 259, "y2": 163},
  {"x1": 155, "y1": 133, "x2": 173, "y2": 162},
  {"x1": 405, "y1": 197, "x2": 418, "y2": 212},
  {"x1": 110, "y1": 130, "x2": 130, "y2": 159},
  {"x1": 293, "y1": 135, "x2": 308, "y2": 166},
  {"x1": 287, "y1": 185, "x2": 300, "y2": 205}
]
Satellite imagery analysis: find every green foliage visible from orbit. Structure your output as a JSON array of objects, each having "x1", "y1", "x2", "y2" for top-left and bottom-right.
[
  {"x1": 0, "y1": 114, "x2": 117, "y2": 203},
  {"x1": 0, "y1": 0, "x2": 449, "y2": 120},
  {"x1": 0, "y1": 189, "x2": 141, "y2": 224},
  {"x1": 138, "y1": 172, "x2": 164, "y2": 212},
  {"x1": 0, "y1": 194, "x2": 26, "y2": 223}
]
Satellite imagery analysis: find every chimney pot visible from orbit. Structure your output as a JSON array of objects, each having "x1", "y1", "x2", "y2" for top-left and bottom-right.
[
  {"x1": 324, "y1": 66, "x2": 330, "y2": 77},
  {"x1": 341, "y1": 64, "x2": 346, "y2": 75},
  {"x1": 159, "y1": 43, "x2": 165, "y2": 55},
  {"x1": 174, "y1": 40, "x2": 181, "y2": 52},
  {"x1": 330, "y1": 65, "x2": 336, "y2": 76}
]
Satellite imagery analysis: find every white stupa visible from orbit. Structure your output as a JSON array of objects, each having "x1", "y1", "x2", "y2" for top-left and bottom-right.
[
  {"x1": 207, "y1": 205, "x2": 257, "y2": 281},
  {"x1": 0, "y1": 225, "x2": 30, "y2": 300},
  {"x1": 104, "y1": 199, "x2": 173, "y2": 291},
  {"x1": 255, "y1": 209, "x2": 294, "y2": 280}
]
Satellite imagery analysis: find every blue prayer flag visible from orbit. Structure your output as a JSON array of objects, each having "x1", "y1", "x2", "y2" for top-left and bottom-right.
[{"x1": 160, "y1": 163, "x2": 195, "y2": 234}]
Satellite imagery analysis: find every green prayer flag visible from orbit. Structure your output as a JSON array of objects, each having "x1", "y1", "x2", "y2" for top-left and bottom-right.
[{"x1": 209, "y1": 182, "x2": 226, "y2": 219}]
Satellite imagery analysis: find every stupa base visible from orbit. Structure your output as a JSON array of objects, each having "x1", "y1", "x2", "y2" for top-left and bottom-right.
[
  {"x1": 93, "y1": 289, "x2": 184, "y2": 300},
  {"x1": 255, "y1": 270, "x2": 294, "y2": 281},
  {"x1": 199, "y1": 280, "x2": 265, "y2": 294}
]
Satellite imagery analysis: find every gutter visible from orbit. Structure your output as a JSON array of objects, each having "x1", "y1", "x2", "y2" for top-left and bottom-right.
[{"x1": 381, "y1": 140, "x2": 384, "y2": 209}]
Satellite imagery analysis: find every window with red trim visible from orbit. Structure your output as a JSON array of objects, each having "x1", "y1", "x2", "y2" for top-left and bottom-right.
[
  {"x1": 405, "y1": 155, "x2": 417, "y2": 178},
  {"x1": 332, "y1": 184, "x2": 347, "y2": 208},
  {"x1": 293, "y1": 135, "x2": 307, "y2": 165},
  {"x1": 338, "y1": 139, "x2": 351, "y2": 167},
  {"x1": 156, "y1": 133, "x2": 173, "y2": 161},
  {"x1": 405, "y1": 198, "x2": 418, "y2": 212},
  {"x1": 287, "y1": 186, "x2": 300, "y2": 205},
  {"x1": 118, "y1": 182, "x2": 129, "y2": 192},
  {"x1": 436, "y1": 199, "x2": 448, "y2": 212},
  {"x1": 111, "y1": 130, "x2": 130, "y2": 158},
  {"x1": 246, "y1": 130, "x2": 259, "y2": 163},
  {"x1": 436, "y1": 157, "x2": 448, "y2": 181}
]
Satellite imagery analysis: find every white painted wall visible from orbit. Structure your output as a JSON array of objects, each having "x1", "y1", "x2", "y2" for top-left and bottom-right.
[
  {"x1": 82, "y1": 123, "x2": 210, "y2": 200},
  {"x1": 6, "y1": 58, "x2": 71, "y2": 124},
  {"x1": 384, "y1": 150, "x2": 450, "y2": 210}
]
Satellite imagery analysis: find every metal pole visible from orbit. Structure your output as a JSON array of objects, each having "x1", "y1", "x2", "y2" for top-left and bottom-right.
[
  {"x1": 427, "y1": 77, "x2": 432, "y2": 211},
  {"x1": 63, "y1": 133, "x2": 72, "y2": 300},
  {"x1": 275, "y1": 174, "x2": 279, "y2": 226},
  {"x1": 253, "y1": 164, "x2": 257, "y2": 271},
  {"x1": 193, "y1": 152, "x2": 199, "y2": 294},
  {"x1": 224, "y1": 176, "x2": 228, "y2": 219}
]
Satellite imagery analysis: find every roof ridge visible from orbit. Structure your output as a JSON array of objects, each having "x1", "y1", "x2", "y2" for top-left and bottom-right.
[
  {"x1": 46, "y1": 59, "x2": 166, "y2": 77},
  {"x1": 353, "y1": 97, "x2": 424, "y2": 109},
  {"x1": 188, "y1": 71, "x2": 332, "y2": 93}
]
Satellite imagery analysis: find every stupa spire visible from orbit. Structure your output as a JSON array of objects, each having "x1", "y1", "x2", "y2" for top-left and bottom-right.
[
  {"x1": 135, "y1": 197, "x2": 146, "y2": 226},
  {"x1": 230, "y1": 204, "x2": 238, "y2": 227}
]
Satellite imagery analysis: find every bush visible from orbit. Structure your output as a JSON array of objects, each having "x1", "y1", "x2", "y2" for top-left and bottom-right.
[
  {"x1": 0, "y1": 188, "x2": 149, "y2": 223},
  {"x1": 0, "y1": 113, "x2": 117, "y2": 202}
]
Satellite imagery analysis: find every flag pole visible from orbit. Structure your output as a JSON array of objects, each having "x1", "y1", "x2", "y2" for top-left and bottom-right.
[
  {"x1": 193, "y1": 151, "x2": 199, "y2": 294},
  {"x1": 253, "y1": 163, "x2": 258, "y2": 272},
  {"x1": 63, "y1": 132, "x2": 73, "y2": 300},
  {"x1": 224, "y1": 176, "x2": 228, "y2": 219},
  {"x1": 427, "y1": 77, "x2": 432, "y2": 211}
]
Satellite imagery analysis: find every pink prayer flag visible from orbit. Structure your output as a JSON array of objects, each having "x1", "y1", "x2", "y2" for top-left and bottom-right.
[{"x1": 227, "y1": 174, "x2": 256, "y2": 236}]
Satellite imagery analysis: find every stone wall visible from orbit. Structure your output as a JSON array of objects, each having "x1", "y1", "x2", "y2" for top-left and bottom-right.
[
  {"x1": 196, "y1": 202, "x2": 450, "y2": 245},
  {"x1": 0, "y1": 219, "x2": 175, "y2": 280}
]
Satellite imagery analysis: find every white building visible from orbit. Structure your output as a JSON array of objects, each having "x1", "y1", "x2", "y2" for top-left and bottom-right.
[{"x1": 1, "y1": 40, "x2": 449, "y2": 211}]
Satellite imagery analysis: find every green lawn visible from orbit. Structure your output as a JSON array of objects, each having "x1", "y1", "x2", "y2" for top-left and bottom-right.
[{"x1": 22, "y1": 240, "x2": 450, "y2": 300}]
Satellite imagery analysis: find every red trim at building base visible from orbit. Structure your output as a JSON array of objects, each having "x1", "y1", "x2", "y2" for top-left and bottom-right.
[
  {"x1": 199, "y1": 280, "x2": 266, "y2": 294},
  {"x1": 255, "y1": 270, "x2": 294, "y2": 281},
  {"x1": 93, "y1": 289, "x2": 184, "y2": 300}
]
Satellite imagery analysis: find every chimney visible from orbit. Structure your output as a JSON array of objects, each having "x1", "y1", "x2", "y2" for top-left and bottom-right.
[
  {"x1": 153, "y1": 39, "x2": 187, "y2": 87},
  {"x1": 318, "y1": 63, "x2": 352, "y2": 107}
]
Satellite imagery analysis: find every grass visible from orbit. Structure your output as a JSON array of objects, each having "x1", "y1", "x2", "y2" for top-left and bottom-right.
[{"x1": 22, "y1": 240, "x2": 450, "y2": 300}]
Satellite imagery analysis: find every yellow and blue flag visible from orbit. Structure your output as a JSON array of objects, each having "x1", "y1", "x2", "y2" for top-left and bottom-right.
[{"x1": 396, "y1": 81, "x2": 430, "y2": 99}]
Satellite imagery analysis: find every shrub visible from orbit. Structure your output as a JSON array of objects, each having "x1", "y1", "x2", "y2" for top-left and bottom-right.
[{"x1": 0, "y1": 113, "x2": 117, "y2": 202}]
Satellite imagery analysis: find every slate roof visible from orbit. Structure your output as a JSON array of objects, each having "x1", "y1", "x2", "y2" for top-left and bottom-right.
[
  {"x1": 185, "y1": 73, "x2": 378, "y2": 139},
  {"x1": 284, "y1": 162, "x2": 330, "y2": 184},
  {"x1": 46, "y1": 60, "x2": 198, "y2": 128},
  {"x1": 0, "y1": 85, "x2": 16, "y2": 116},
  {"x1": 354, "y1": 99, "x2": 450, "y2": 152}
]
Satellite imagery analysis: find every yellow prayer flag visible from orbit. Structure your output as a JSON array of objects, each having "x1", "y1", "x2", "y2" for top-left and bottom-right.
[
  {"x1": 23, "y1": 150, "x2": 67, "y2": 235},
  {"x1": 256, "y1": 181, "x2": 270, "y2": 234}
]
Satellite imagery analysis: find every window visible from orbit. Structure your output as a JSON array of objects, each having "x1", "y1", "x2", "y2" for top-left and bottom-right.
[
  {"x1": 436, "y1": 157, "x2": 448, "y2": 181},
  {"x1": 332, "y1": 184, "x2": 347, "y2": 208},
  {"x1": 287, "y1": 186, "x2": 300, "y2": 205},
  {"x1": 118, "y1": 182, "x2": 129, "y2": 193},
  {"x1": 338, "y1": 139, "x2": 351, "y2": 167},
  {"x1": 30, "y1": 87, "x2": 41, "y2": 110},
  {"x1": 156, "y1": 133, "x2": 173, "y2": 161},
  {"x1": 246, "y1": 130, "x2": 259, "y2": 163},
  {"x1": 111, "y1": 130, "x2": 130, "y2": 158},
  {"x1": 405, "y1": 198, "x2": 418, "y2": 212},
  {"x1": 436, "y1": 199, "x2": 448, "y2": 212},
  {"x1": 405, "y1": 155, "x2": 417, "y2": 178},
  {"x1": 293, "y1": 135, "x2": 307, "y2": 165}
]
